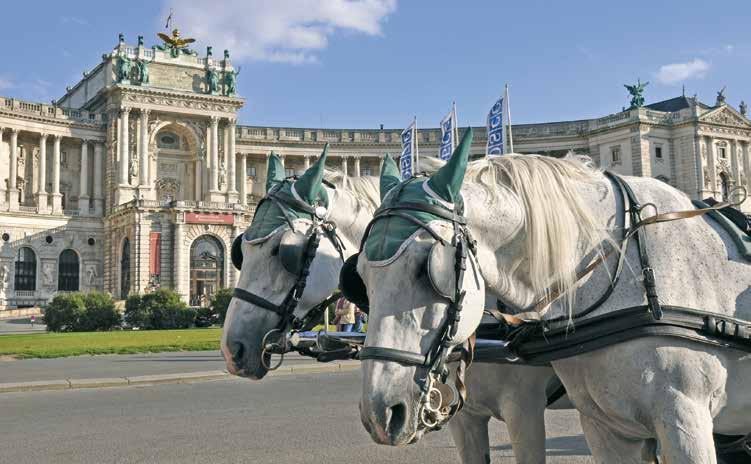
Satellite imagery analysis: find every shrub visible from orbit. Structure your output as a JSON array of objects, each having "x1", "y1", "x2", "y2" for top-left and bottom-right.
[
  {"x1": 210, "y1": 288, "x2": 233, "y2": 325},
  {"x1": 124, "y1": 289, "x2": 196, "y2": 330},
  {"x1": 44, "y1": 293, "x2": 86, "y2": 332},
  {"x1": 44, "y1": 292, "x2": 120, "y2": 332},
  {"x1": 81, "y1": 292, "x2": 120, "y2": 331}
]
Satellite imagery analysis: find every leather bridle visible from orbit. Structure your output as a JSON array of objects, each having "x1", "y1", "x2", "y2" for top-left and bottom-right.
[
  {"x1": 356, "y1": 177, "x2": 477, "y2": 430},
  {"x1": 232, "y1": 179, "x2": 345, "y2": 367}
]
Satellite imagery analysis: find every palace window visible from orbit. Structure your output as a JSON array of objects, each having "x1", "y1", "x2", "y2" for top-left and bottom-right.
[
  {"x1": 157, "y1": 132, "x2": 180, "y2": 149},
  {"x1": 362, "y1": 167, "x2": 373, "y2": 176},
  {"x1": 58, "y1": 249, "x2": 79, "y2": 291},
  {"x1": 14, "y1": 247, "x2": 36, "y2": 291},
  {"x1": 285, "y1": 168, "x2": 295, "y2": 178},
  {"x1": 655, "y1": 145, "x2": 663, "y2": 159},
  {"x1": 610, "y1": 146, "x2": 621, "y2": 164},
  {"x1": 246, "y1": 165, "x2": 257, "y2": 178},
  {"x1": 719, "y1": 146, "x2": 727, "y2": 159}
]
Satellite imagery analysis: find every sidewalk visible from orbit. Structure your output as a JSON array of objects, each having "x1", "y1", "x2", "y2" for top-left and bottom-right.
[{"x1": 0, "y1": 350, "x2": 359, "y2": 394}]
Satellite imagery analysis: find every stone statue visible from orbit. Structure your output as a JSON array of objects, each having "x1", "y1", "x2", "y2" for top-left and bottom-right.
[
  {"x1": 624, "y1": 79, "x2": 649, "y2": 109},
  {"x1": 207, "y1": 46, "x2": 213, "y2": 57},
  {"x1": 224, "y1": 49, "x2": 229, "y2": 60},
  {"x1": 716, "y1": 86, "x2": 727, "y2": 105},
  {"x1": 207, "y1": 68, "x2": 219, "y2": 94},
  {"x1": 0, "y1": 265, "x2": 8, "y2": 291},
  {"x1": 86, "y1": 264, "x2": 98, "y2": 286},
  {"x1": 223, "y1": 67, "x2": 240, "y2": 96},
  {"x1": 116, "y1": 52, "x2": 132, "y2": 82},
  {"x1": 741, "y1": 101, "x2": 748, "y2": 117},
  {"x1": 138, "y1": 35, "x2": 144, "y2": 47},
  {"x1": 42, "y1": 263, "x2": 54, "y2": 286},
  {"x1": 129, "y1": 157, "x2": 138, "y2": 182},
  {"x1": 218, "y1": 159, "x2": 226, "y2": 187},
  {"x1": 118, "y1": 33, "x2": 125, "y2": 44}
]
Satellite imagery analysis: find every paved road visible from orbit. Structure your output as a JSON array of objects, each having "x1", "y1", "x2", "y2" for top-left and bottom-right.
[
  {"x1": 0, "y1": 317, "x2": 46, "y2": 334},
  {"x1": 0, "y1": 350, "x2": 328, "y2": 383},
  {"x1": 0, "y1": 370, "x2": 591, "y2": 464}
]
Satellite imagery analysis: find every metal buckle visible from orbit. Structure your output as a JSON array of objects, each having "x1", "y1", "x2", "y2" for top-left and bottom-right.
[{"x1": 261, "y1": 329, "x2": 286, "y2": 370}]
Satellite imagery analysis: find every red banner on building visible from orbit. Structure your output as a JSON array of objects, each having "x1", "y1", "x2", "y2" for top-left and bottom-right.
[
  {"x1": 184, "y1": 213, "x2": 234, "y2": 225},
  {"x1": 149, "y1": 232, "x2": 161, "y2": 276}
]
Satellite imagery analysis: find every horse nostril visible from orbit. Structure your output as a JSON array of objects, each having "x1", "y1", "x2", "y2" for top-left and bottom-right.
[
  {"x1": 231, "y1": 341, "x2": 245, "y2": 363},
  {"x1": 385, "y1": 402, "x2": 407, "y2": 437}
]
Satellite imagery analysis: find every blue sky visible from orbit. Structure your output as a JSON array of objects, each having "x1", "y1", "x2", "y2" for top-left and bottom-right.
[{"x1": 1, "y1": 1, "x2": 749, "y2": 129}]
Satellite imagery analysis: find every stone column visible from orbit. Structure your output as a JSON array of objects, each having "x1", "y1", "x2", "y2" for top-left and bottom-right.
[
  {"x1": 173, "y1": 219, "x2": 188, "y2": 303},
  {"x1": 119, "y1": 108, "x2": 131, "y2": 185},
  {"x1": 706, "y1": 136, "x2": 718, "y2": 196},
  {"x1": 227, "y1": 120, "x2": 237, "y2": 202},
  {"x1": 208, "y1": 116, "x2": 222, "y2": 201},
  {"x1": 51, "y1": 135, "x2": 62, "y2": 214},
  {"x1": 78, "y1": 139, "x2": 90, "y2": 214},
  {"x1": 341, "y1": 155, "x2": 348, "y2": 176},
  {"x1": 36, "y1": 133, "x2": 48, "y2": 212},
  {"x1": 303, "y1": 155, "x2": 310, "y2": 170},
  {"x1": 732, "y1": 139, "x2": 741, "y2": 191},
  {"x1": 139, "y1": 109, "x2": 149, "y2": 186},
  {"x1": 354, "y1": 156, "x2": 361, "y2": 177},
  {"x1": 194, "y1": 159, "x2": 202, "y2": 201},
  {"x1": 8, "y1": 129, "x2": 18, "y2": 210},
  {"x1": 239, "y1": 153, "x2": 247, "y2": 205},
  {"x1": 0, "y1": 127, "x2": 5, "y2": 207},
  {"x1": 93, "y1": 142, "x2": 103, "y2": 216}
]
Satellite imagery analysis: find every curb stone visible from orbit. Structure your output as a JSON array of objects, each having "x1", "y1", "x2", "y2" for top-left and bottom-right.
[{"x1": 0, "y1": 362, "x2": 358, "y2": 394}]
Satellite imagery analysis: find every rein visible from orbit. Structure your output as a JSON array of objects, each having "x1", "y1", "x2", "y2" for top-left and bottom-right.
[{"x1": 356, "y1": 177, "x2": 476, "y2": 431}]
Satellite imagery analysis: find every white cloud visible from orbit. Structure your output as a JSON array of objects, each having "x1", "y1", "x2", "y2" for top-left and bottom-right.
[
  {"x1": 0, "y1": 75, "x2": 13, "y2": 90},
  {"x1": 61, "y1": 16, "x2": 88, "y2": 25},
  {"x1": 161, "y1": 0, "x2": 397, "y2": 64},
  {"x1": 655, "y1": 58, "x2": 710, "y2": 85}
]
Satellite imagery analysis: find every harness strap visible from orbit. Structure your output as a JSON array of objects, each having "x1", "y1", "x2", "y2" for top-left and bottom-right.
[
  {"x1": 359, "y1": 346, "x2": 430, "y2": 366},
  {"x1": 232, "y1": 288, "x2": 287, "y2": 315}
]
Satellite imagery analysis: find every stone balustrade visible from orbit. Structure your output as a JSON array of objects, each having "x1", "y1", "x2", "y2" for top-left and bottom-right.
[{"x1": 0, "y1": 96, "x2": 104, "y2": 125}]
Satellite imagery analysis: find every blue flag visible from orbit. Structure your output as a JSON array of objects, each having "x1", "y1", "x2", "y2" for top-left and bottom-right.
[
  {"x1": 486, "y1": 97, "x2": 505, "y2": 156},
  {"x1": 439, "y1": 106, "x2": 455, "y2": 161},
  {"x1": 400, "y1": 121, "x2": 416, "y2": 179}
]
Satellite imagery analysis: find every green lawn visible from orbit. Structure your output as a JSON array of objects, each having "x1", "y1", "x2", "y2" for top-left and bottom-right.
[{"x1": 0, "y1": 328, "x2": 222, "y2": 359}]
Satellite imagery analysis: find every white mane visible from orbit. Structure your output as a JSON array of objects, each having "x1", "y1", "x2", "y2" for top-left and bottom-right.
[{"x1": 466, "y1": 154, "x2": 609, "y2": 314}]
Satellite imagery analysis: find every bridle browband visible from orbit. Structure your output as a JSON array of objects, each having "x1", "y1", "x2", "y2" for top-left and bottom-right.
[
  {"x1": 356, "y1": 177, "x2": 476, "y2": 430},
  {"x1": 232, "y1": 178, "x2": 346, "y2": 367}
]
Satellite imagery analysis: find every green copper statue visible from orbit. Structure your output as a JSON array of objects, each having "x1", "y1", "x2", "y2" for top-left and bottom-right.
[
  {"x1": 134, "y1": 55, "x2": 153, "y2": 85},
  {"x1": 116, "y1": 51, "x2": 132, "y2": 82},
  {"x1": 207, "y1": 68, "x2": 219, "y2": 94},
  {"x1": 624, "y1": 79, "x2": 649, "y2": 109},
  {"x1": 223, "y1": 68, "x2": 240, "y2": 96}
]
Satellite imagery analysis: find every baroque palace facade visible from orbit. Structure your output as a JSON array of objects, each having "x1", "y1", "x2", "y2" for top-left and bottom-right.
[{"x1": 0, "y1": 32, "x2": 750, "y2": 310}]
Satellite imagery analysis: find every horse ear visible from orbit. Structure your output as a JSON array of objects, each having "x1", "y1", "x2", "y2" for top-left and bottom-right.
[
  {"x1": 379, "y1": 154, "x2": 400, "y2": 201},
  {"x1": 294, "y1": 143, "x2": 328, "y2": 204},
  {"x1": 427, "y1": 127, "x2": 473, "y2": 203},
  {"x1": 266, "y1": 152, "x2": 285, "y2": 192}
]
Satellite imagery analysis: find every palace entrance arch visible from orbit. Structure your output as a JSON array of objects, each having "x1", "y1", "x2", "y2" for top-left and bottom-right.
[{"x1": 189, "y1": 235, "x2": 225, "y2": 306}]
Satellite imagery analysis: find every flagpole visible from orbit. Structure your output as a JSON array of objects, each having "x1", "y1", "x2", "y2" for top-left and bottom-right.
[
  {"x1": 413, "y1": 116, "x2": 419, "y2": 173},
  {"x1": 452, "y1": 101, "x2": 458, "y2": 152},
  {"x1": 505, "y1": 84, "x2": 514, "y2": 154}
]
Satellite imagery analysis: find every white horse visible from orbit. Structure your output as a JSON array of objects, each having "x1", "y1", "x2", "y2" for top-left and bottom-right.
[
  {"x1": 356, "y1": 127, "x2": 751, "y2": 463},
  {"x1": 222, "y1": 145, "x2": 563, "y2": 463}
]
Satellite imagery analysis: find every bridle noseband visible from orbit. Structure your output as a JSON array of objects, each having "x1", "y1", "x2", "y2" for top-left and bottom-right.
[
  {"x1": 232, "y1": 178, "x2": 345, "y2": 368},
  {"x1": 356, "y1": 177, "x2": 477, "y2": 431}
]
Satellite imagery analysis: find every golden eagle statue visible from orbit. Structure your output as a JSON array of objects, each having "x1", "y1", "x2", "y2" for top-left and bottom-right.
[{"x1": 156, "y1": 29, "x2": 197, "y2": 58}]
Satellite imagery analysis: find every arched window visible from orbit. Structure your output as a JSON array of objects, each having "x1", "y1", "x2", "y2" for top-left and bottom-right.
[
  {"x1": 720, "y1": 172, "x2": 730, "y2": 200},
  {"x1": 189, "y1": 235, "x2": 225, "y2": 306},
  {"x1": 15, "y1": 247, "x2": 36, "y2": 291},
  {"x1": 58, "y1": 249, "x2": 79, "y2": 291},
  {"x1": 121, "y1": 239, "x2": 131, "y2": 298}
]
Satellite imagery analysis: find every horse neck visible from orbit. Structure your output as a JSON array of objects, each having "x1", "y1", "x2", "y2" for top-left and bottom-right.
[
  {"x1": 461, "y1": 177, "x2": 617, "y2": 313},
  {"x1": 325, "y1": 185, "x2": 377, "y2": 254}
]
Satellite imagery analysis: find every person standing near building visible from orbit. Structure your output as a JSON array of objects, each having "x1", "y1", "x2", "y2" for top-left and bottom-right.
[{"x1": 335, "y1": 297, "x2": 356, "y2": 332}]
